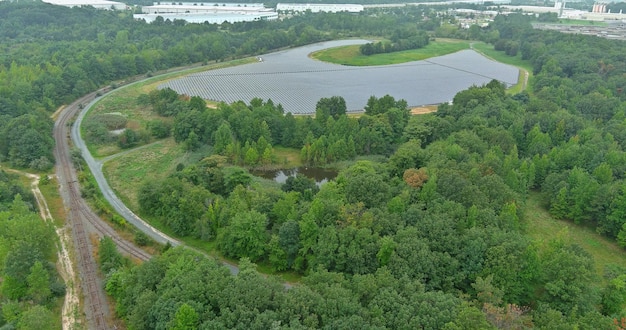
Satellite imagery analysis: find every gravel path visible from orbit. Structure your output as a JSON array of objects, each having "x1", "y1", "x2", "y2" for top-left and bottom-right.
[{"x1": 2, "y1": 169, "x2": 81, "y2": 330}]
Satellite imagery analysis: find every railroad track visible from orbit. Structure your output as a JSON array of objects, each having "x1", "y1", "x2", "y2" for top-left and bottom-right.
[{"x1": 54, "y1": 89, "x2": 152, "y2": 329}]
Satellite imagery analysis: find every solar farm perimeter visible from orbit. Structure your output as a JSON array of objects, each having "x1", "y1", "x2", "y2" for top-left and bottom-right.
[{"x1": 160, "y1": 39, "x2": 520, "y2": 114}]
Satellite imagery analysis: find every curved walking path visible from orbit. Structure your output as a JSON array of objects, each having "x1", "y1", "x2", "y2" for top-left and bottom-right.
[
  {"x1": 72, "y1": 83, "x2": 241, "y2": 276},
  {"x1": 72, "y1": 96, "x2": 181, "y2": 247}
]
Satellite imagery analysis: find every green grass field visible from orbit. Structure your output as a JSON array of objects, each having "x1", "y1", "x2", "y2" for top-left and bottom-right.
[
  {"x1": 104, "y1": 139, "x2": 174, "y2": 208},
  {"x1": 310, "y1": 38, "x2": 471, "y2": 66},
  {"x1": 471, "y1": 42, "x2": 533, "y2": 73},
  {"x1": 103, "y1": 138, "x2": 214, "y2": 209},
  {"x1": 311, "y1": 39, "x2": 530, "y2": 93},
  {"x1": 38, "y1": 177, "x2": 67, "y2": 228},
  {"x1": 523, "y1": 192, "x2": 626, "y2": 281},
  {"x1": 103, "y1": 140, "x2": 305, "y2": 210}
]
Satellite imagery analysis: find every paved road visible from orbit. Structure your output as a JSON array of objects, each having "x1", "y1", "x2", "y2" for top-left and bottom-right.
[
  {"x1": 71, "y1": 85, "x2": 240, "y2": 276},
  {"x1": 71, "y1": 100, "x2": 181, "y2": 247}
]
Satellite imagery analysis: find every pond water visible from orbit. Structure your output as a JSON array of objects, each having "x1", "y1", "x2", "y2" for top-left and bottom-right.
[
  {"x1": 160, "y1": 39, "x2": 520, "y2": 114},
  {"x1": 251, "y1": 167, "x2": 339, "y2": 186}
]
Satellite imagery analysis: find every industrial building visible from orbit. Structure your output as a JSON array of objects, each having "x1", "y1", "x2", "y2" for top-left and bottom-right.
[
  {"x1": 276, "y1": 3, "x2": 364, "y2": 13},
  {"x1": 135, "y1": 2, "x2": 278, "y2": 24},
  {"x1": 41, "y1": 0, "x2": 127, "y2": 10},
  {"x1": 592, "y1": 2, "x2": 608, "y2": 13},
  {"x1": 141, "y1": 2, "x2": 268, "y2": 14}
]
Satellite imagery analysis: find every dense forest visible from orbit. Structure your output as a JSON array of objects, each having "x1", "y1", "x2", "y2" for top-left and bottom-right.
[
  {"x1": 2, "y1": 0, "x2": 626, "y2": 328},
  {"x1": 0, "y1": 171, "x2": 64, "y2": 329},
  {"x1": 111, "y1": 12, "x2": 626, "y2": 330}
]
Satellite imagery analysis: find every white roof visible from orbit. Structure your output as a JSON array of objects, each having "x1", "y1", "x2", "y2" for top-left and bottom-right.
[
  {"x1": 134, "y1": 12, "x2": 277, "y2": 23},
  {"x1": 145, "y1": 4, "x2": 271, "y2": 12},
  {"x1": 43, "y1": 0, "x2": 125, "y2": 8}
]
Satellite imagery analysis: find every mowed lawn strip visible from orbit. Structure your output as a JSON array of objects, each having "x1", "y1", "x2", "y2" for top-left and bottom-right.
[
  {"x1": 310, "y1": 38, "x2": 471, "y2": 66},
  {"x1": 523, "y1": 192, "x2": 626, "y2": 282}
]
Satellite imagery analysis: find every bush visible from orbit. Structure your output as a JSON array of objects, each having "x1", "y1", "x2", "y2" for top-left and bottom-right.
[
  {"x1": 134, "y1": 231, "x2": 150, "y2": 246},
  {"x1": 117, "y1": 129, "x2": 138, "y2": 149},
  {"x1": 91, "y1": 114, "x2": 127, "y2": 130},
  {"x1": 111, "y1": 214, "x2": 127, "y2": 227},
  {"x1": 83, "y1": 120, "x2": 114, "y2": 145},
  {"x1": 29, "y1": 156, "x2": 53, "y2": 171},
  {"x1": 149, "y1": 120, "x2": 171, "y2": 138},
  {"x1": 50, "y1": 280, "x2": 66, "y2": 297},
  {"x1": 38, "y1": 175, "x2": 50, "y2": 186}
]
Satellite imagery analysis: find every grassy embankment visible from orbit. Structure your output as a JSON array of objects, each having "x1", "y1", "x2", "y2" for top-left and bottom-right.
[
  {"x1": 312, "y1": 39, "x2": 531, "y2": 95},
  {"x1": 310, "y1": 38, "x2": 471, "y2": 66},
  {"x1": 523, "y1": 192, "x2": 626, "y2": 282},
  {"x1": 38, "y1": 176, "x2": 67, "y2": 228}
]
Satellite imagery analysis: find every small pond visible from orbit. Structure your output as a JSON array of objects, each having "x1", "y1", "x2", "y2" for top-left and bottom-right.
[{"x1": 251, "y1": 167, "x2": 339, "y2": 186}]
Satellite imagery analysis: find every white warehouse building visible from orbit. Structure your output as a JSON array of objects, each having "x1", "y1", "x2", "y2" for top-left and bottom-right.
[
  {"x1": 42, "y1": 0, "x2": 127, "y2": 10},
  {"x1": 141, "y1": 2, "x2": 269, "y2": 14},
  {"x1": 136, "y1": 2, "x2": 278, "y2": 24},
  {"x1": 276, "y1": 3, "x2": 364, "y2": 13}
]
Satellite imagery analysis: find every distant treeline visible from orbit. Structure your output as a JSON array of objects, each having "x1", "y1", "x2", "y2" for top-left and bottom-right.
[
  {"x1": 360, "y1": 29, "x2": 429, "y2": 55},
  {"x1": 116, "y1": 12, "x2": 626, "y2": 328}
]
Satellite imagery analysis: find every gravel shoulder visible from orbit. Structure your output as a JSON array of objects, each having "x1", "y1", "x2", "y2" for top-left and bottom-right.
[{"x1": 3, "y1": 169, "x2": 81, "y2": 330}]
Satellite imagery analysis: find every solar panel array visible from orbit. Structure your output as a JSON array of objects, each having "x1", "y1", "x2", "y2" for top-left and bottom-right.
[{"x1": 160, "y1": 40, "x2": 520, "y2": 114}]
